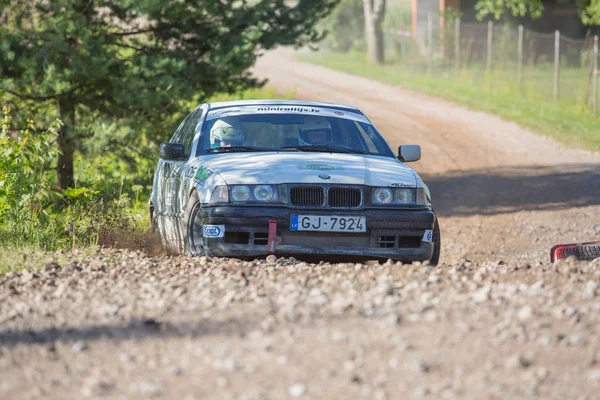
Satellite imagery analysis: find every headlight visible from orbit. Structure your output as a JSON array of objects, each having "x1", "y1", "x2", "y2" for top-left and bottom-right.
[
  {"x1": 210, "y1": 186, "x2": 229, "y2": 203},
  {"x1": 371, "y1": 187, "x2": 427, "y2": 206},
  {"x1": 393, "y1": 188, "x2": 415, "y2": 204},
  {"x1": 226, "y1": 185, "x2": 279, "y2": 203},
  {"x1": 231, "y1": 185, "x2": 251, "y2": 202},
  {"x1": 372, "y1": 188, "x2": 393, "y2": 204},
  {"x1": 254, "y1": 185, "x2": 275, "y2": 201}
]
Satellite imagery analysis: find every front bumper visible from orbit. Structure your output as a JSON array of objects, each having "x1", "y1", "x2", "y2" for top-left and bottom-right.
[{"x1": 199, "y1": 205, "x2": 436, "y2": 261}]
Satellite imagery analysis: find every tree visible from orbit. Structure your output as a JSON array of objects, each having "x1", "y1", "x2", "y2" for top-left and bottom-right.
[
  {"x1": 0, "y1": 0, "x2": 338, "y2": 190},
  {"x1": 475, "y1": 0, "x2": 543, "y2": 19},
  {"x1": 362, "y1": 0, "x2": 386, "y2": 64},
  {"x1": 475, "y1": 0, "x2": 600, "y2": 25},
  {"x1": 579, "y1": 0, "x2": 600, "y2": 24}
]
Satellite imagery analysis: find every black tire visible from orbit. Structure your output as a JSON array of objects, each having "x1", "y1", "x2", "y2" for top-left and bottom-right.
[
  {"x1": 183, "y1": 192, "x2": 205, "y2": 256},
  {"x1": 561, "y1": 243, "x2": 600, "y2": 261},
  {"x1": 429, "y1": 217, "x2": 441, "y2": 266},
  {"x1": 149, "y1": 203, "x2": 157, "y2": 233}
]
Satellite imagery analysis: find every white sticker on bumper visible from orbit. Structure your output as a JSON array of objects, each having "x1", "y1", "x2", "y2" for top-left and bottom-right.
[
  {"x1": 422, "y1": 229, "x2": 433, "y2": 243},
  {"x1": 203, "y1": 225, "x2": 225, "y2": 238}
]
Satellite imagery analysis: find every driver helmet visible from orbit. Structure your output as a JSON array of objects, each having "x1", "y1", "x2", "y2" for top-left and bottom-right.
[
  {"x1": 298, "y1": 117, "x2": 332, "y2": 146},
  {"x1": 210, "y1": 118, "x2": 246, "y2": 148}
]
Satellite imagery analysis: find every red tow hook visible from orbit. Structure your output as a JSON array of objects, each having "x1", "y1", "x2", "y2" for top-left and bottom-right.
[{"x1": 268, "y1": 219, "x2": 277, "y2": 254}]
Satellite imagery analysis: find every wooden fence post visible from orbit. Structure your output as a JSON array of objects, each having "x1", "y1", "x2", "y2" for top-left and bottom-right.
[
  {"x1": 594, "y1": 36, "x2": 598, "y2": 118},
  {"x1": 455, "y1": 18, "x2": 460, "y2": 71},
  {"x1": 487, "y1": 20, "x2": 493, "y2": 73},
  {"x1": 518, "y1": 25, "x2": 524, "y2": 92},
  {"x1": 554, "y1": 30, "x2": 560, "y2": 102},
  {"x1": 428, "y1": 12, "x2": 433, "y2": 54}
]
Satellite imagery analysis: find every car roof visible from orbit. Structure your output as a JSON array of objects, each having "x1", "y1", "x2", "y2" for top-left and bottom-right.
[{"x1": 206, "y1": 99, "x2": 363, "y2": 114}]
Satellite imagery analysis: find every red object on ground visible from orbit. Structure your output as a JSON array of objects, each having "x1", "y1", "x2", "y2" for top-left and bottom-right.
[
  {"x1": 551, "y1": 241, "x2": 600, "y2": 263},
  {"x1": 268, "y1": 219, "x2": 277, "y2": 254}
]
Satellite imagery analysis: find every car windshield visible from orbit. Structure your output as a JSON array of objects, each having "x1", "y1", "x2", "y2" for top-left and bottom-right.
[{"x1": 200, "y1": 112, "x2": 394, "y2": 157}]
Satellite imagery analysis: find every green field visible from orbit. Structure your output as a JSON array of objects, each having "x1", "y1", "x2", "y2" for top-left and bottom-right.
[{"x1": 300, "y1": 51, "x2": 600, "y2": 151}]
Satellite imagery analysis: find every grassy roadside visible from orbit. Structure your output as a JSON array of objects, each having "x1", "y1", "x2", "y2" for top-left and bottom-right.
[{"x1": 299, "y1": 51, "x2": 600, "y2": 151}]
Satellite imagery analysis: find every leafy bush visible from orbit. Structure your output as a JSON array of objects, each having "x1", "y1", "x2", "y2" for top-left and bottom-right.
[
  {"x1": 0, "y1": 104, "x2": 63, "y2": 248},
  {"x1": 0, "y1": 105, "x2": 148, "y2": 250}
]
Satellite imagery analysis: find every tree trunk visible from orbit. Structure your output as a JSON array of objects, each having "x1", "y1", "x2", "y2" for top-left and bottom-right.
[
  {"x1": 363, "y1": 0, "x2": 386, "y2": 64},
  {"x1": 57, "y1": 100, "x2": 75, "y2": 190}
]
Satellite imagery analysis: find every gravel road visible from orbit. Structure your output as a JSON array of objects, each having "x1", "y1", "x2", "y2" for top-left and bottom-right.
[{"x1": 1, "y1": 51, "x2": 600, "y2": 399}]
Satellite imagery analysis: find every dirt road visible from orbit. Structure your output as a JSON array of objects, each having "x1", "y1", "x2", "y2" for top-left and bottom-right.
[{"x1": 1, "y1": 51, "x2": 600, "y2": 399}]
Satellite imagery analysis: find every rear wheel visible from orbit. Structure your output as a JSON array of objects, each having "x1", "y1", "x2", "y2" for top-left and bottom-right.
[
  {"x1": 184, "y1": 193, "x2": 205, "y2": 256},
  {"x1": 429, "y1": 217, "x2": 441, "y2": 266}
]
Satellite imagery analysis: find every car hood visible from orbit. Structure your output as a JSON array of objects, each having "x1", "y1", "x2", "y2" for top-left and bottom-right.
[{"x1": 199, "y1": 152, "x2": 419, "y2": 187}]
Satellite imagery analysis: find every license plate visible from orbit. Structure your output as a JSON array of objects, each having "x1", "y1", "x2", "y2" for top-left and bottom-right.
[{"x1": 290, "y1": 215, "x2": 366, "y2": 232}]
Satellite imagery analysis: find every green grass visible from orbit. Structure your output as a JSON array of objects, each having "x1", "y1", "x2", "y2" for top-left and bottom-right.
[{"x1": 299, "y1": 51, "x2": 600, "y2": 151}]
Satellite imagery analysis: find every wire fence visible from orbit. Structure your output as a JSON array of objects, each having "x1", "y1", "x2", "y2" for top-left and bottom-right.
[{"x1": 386, "y1": 16, "x2": 600, "y2": 117}]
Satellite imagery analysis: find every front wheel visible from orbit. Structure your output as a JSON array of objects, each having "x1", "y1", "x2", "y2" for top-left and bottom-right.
[
  {"x1": 183, "y1": 193, "x2": 205, "y2": 256},
  {"x1": 429, "y1": 217, "x2": 441, "y2": 266}
]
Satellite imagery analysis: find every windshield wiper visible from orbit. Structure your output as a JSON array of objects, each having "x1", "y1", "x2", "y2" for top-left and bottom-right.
[
  {"x1": 280, "y1": 145, "x2": 368, "y2": 154},
  {"x1": 207, "y1": 146, "x2": 274, "y2": 153}
]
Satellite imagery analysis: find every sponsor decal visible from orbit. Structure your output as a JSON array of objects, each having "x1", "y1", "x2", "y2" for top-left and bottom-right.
[
  {"x1": 204, "y1": 225, "x2": 225, "y2": 238},
  {"x1": 212, "y1": 109, "x2": 240, "y2": 116},
  {"x1": 299, "y1": 164, "x2": 338, "y2": 171},
  {"x1": 422, "y1": 229, "x2": 433, "y2": 243},
  {"x1": 257, "y1": 107, "x2": 320, "y2": 113},
  {"x1": 391, "y1": 182, "x2": 414, "y2": 188},
  {"x1": 194, "y1": 167, "x2": 213, "y2": 186}
]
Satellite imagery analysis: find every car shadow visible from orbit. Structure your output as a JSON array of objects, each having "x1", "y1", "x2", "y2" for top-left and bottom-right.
[
  {"x1": 0, "y1": 317, "x2": 258, "y2": 347},
  {"x1": 421, "y1": 164, "x2": 600, "y2": 217}
]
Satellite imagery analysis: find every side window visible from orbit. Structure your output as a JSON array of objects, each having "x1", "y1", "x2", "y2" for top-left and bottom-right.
[
  {"x1": 170, "y1": 114, "x2": 191, "y2": 144},
  {"x1": 180, "y1": 109, "x2": 203, "y2": 155},
  {"x1": 170, "y1": 108, "x2": 203, "y2": 156}
]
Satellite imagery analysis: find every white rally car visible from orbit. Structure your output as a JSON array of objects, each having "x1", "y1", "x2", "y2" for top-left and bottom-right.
[{"x1": 150, "y1": 100, "x2": 441, "y2": 264}]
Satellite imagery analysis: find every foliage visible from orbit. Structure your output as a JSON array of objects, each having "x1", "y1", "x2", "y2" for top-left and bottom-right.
[
  {"x1": 475, "y1": 0, "x2": 544, "y2": 20},
  {"x1": 0, "y1": 105, "x2": 148, "y2": 250},
  {"x1": 0, "y1": 0, "x2": 339, "y2": 190},
  {"x1": 0, "y1": 104, "x2": 62, "y2": 247},
  {"x1": 579, "y1": 0, "x2": 600, "y2": 25},
  {"x1": 475, "y1": 0, "x2": 600, "y2": 25},
  {"x1": 323, "y1": 0, "x2": 365, "y2": 52}
]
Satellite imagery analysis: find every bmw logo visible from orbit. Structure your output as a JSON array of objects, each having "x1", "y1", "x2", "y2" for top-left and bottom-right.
[{"x1": 319, "y1": 174, "x2": 331, "y2": 180}]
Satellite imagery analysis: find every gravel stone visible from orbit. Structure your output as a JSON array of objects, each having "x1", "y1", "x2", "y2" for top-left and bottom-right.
[{"x1": 288, "y1": 383, "x2": 306, "y2": 398}]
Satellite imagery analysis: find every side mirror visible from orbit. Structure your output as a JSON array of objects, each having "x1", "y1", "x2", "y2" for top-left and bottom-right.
[
  {"x1": 159, "y1": 143, "x2": 186, "y2": 161},
  {"x1": 398, "y1": 145, "x2": 421, "y2": 162}
]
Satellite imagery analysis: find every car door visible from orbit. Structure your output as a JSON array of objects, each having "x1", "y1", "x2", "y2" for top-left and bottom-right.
[
  {"x1": 154, "y1": 115, "x2": 188, "y2": 249},
  {"x1": 163, "y1": 108, "x2": 204, "y2": 250}
]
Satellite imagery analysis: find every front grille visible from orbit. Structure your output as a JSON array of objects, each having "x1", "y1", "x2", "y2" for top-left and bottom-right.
[
  {"x1": 374, "y1": 235, "x2": 396, "y2": 248},
  {"x1": 328, "y1": 187, "x2": 362, "y2": 208},
  {"x1": 290, "y1": 187, "x2": 324, "y2": 207},
  {"x1": 371, "y1": 231, "x2": 424, "y2": 249}
]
